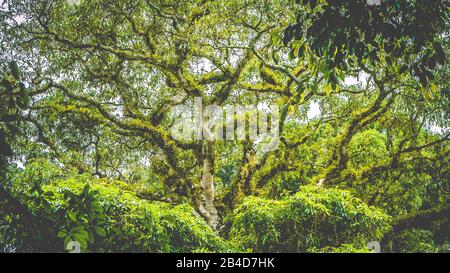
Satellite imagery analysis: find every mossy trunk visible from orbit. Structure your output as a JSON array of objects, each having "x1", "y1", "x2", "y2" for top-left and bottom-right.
[{"x1": 198, "y1": 141, "x2": 219, "y2": 230}]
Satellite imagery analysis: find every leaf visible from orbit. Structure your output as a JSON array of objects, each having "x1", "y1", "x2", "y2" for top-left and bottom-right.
[
  {"x1": 324, "y1": 83, "x2": 333, "y2": 96},
  {"x1": 57, "y1": 229, "x2": 67, "y2": 238},
  {"x1": 270, "y1": 29, "x2": 281, "y2": 45},
  {"x1": 430, "y1": 83, "x2": 438, "y2": 94},
  {"x1": 82, "y1": 184, "x2": 90, "y2": 195},
  {"x1": 18, "y1": 83, "x2": 30, "y2": 109},
  {"x1": 95, "y1": 226, "x2": 107, "y2": 237},
  {"x1": 67, "y1": 211, "x2": 77, "y2": 222},
  {"x1": 1, "y1": 79, "x2": 13, "y2": 91},
  {"x1": 72, "y1": 227, "x2": 89, "y2": 241},
  {"x1": 292, "y1": 40, "x2": 303, "y2": 57},
  {"x1": 9, "y1": 61, "x2": 20, "y2": 80},
  {"x1": 398, "y1": 65, "x2": 408, "y2": 75},
  {"x1": 43, "y1": 191, "x2": 55, "y2": 198}
]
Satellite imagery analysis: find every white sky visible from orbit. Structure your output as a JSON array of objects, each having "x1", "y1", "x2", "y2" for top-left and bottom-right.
[{"x1": 307, "y1": 102, "x2": 321, "y2": 120}]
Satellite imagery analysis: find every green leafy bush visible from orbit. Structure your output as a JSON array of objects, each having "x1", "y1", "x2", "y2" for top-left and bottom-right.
[
  {"x1": 311, "y1": 244, "x2": 372, "y2": 253},
  {"x1": 396, "y1": 229, "x2": 450, "y2": 253},
  {"x1": 12, "y1": 167, "x2": 234, "y2": 253},
  {"x1": 229, "y1": 185, "x2": 391, "y2": 252}
]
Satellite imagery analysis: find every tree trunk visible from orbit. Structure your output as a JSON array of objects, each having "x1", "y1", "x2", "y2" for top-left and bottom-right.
[
  {"x1": 222, "y1": 141, "x2": 256, "y2": 211},
  {"x1": 198, "y1": 141, "x2": 219, "y2": 230}
]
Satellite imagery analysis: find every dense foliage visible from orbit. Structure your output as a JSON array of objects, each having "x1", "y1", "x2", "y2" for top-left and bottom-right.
[
  {"x1": 3, "y1": 159, "x2": 233, "y2": 253},
  {"x1": 229, "y1": 185, "x2": 390, "y2": 252},
  {"x1": 0, "y1": 0, "x2": 449, "y2": 253}
]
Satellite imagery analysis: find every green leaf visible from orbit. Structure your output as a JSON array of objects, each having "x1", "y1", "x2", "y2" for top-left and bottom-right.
[
  {"x1": 95, "y1": 226, "x2": 107, "y2": 237},
  {"x1": 18, "y1": 83, "x2": 30, "y2": 109},
  {"x1": 72, "y1": 227, "x2": 89, "y2": 241},
  {"x1": 57, "y1": 229, "x2": 67, "y2": 238},
  {"x1": 9, "y1": 61, "x2": 20, "y2": 80},
  {"x1": 324, "y1": 83, "x2": 333, "y2": 96},
  {"x1": 43, "y1": 191, "x2": 55, "y2": 198},
  {"x1": 1, "y1": 79, "x2": 13, "y2": 91},
  {"x1": 67, "y1": 211, "x2": 77, "y2": 222}
]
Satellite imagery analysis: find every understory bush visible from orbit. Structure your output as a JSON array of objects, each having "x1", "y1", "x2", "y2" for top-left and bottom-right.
[
  {"x1": 229, "y1": 185, "x2": 391, "y2": 252},
  {"x1": 6, "y1": 168, "x2": 234, "y2": 253}
]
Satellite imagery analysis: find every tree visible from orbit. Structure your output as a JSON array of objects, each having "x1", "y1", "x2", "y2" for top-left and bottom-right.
[{"x1": 0, "y1": 0, "x2": 448, "y2": 252}]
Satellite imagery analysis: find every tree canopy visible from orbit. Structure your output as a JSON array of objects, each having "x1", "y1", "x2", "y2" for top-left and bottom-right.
[{"x1": 0, "y1": 0, "x2": 449, "y2": 253}]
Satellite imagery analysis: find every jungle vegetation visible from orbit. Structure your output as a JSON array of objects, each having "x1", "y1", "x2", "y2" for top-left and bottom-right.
[{"x1": 0, "y1": 0, "x2": 449, "y2": 253}]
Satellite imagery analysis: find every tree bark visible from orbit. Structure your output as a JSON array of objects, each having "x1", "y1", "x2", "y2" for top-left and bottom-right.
[{"x1": 198, "y1": 141, "x2": 219, "y2": 230}]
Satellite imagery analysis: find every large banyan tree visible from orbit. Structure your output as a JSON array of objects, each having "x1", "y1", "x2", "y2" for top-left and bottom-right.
[{"x1": 0, "y1": 0, "x2": 449, "y2": 252}]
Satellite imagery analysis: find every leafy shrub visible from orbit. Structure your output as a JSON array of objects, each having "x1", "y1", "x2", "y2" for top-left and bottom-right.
[
  {"x1": 396, "y1": 229, "x2": 446, "y2": 253},
  {"x1": 311, "y1": 244, "x2": 372, "y2": 253},
  {"x1": 10, "y1": 165, "x2": 234, "y2": 252},
  {"x1": 229, "y1": 185, "x2": 391, "y2": 252}
]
